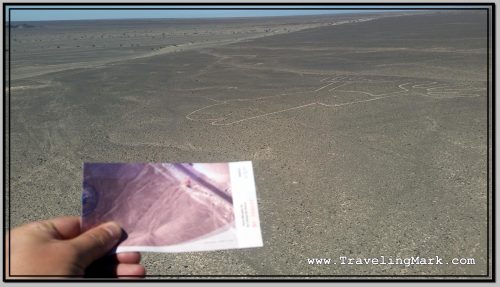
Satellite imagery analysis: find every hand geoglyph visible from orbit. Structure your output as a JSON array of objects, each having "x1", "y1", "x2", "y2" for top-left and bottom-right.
[{"x1": 186, "y1": 75, "x2": 485, "y2": 126}]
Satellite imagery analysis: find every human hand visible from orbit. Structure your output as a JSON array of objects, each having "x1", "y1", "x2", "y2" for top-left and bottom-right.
[{"x1": 6, "y1": 216, "x2": 146, "y2": 278}]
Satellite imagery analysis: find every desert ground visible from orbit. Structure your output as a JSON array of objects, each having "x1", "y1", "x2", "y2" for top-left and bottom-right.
[{"x1": 6, "y1": 10, "x2": 491, "y2": 278}]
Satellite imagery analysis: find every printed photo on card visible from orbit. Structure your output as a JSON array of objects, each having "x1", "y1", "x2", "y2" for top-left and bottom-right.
[{"x1": 82, "y1": 161, "x2": 262, "y2": 253}]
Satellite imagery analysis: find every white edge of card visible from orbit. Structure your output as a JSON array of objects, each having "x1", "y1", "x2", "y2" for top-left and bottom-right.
[
  {"x1": 115, "y1": 228, "x2": 239, "y2": 253},
  {"x1": 229, "y1": 161, "x2": 263, "y2": 248}
]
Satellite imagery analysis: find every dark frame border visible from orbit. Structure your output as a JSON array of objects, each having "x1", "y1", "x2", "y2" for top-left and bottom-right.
[{"x1": 2, "y1": 2, "x2": 495, "y2": 282}]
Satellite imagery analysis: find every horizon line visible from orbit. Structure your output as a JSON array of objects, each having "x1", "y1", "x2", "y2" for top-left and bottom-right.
[
  {"x1": 4, "y1": 6, "x2": 437, "y2": 22},
  {"x1": 7, "y1": 11, "x2": 396, "y2": 23}
]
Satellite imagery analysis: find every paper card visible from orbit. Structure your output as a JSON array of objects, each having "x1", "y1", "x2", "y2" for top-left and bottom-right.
[{"x1": 81, "y1": 161, "x2": 263, "y2": 253}]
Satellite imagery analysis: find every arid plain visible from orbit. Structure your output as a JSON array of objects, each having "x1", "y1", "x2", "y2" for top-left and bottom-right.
[{"x1": 7, "y1": 11, "x2": 491, "y2": 277}]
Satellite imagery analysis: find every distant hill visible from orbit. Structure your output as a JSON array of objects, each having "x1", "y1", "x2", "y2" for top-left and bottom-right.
[{"x1": 7, "y1": 23, "x2": 36, "y2": 29}]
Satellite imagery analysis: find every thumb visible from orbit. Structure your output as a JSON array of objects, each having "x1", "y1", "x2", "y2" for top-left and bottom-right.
[{"x1": 70, "y1": 221, "x2": 122, "y2": 267}]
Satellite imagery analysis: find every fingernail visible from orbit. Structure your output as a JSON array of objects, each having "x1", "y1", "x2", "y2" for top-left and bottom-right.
[{"x1": 103, "y1": 221, "x2": 121, "y2": 238}]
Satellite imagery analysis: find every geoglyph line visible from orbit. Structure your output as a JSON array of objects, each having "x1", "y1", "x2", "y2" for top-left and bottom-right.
[
  {"x1": 211, "y1": 102, "x2": 317, "y2": 126},
  {"x1": 185, "y1": 76, "x2": 485, "y2": 126},
  {"x1": 314, "y1": 81, "x2": 339, "y2": 92},
  {"x1": 328, "y1": 83, "x2": 348, "y2": 91},
  {"x1": 317, "y1": 93, "x2": 401, "y2": 107},
  {"x1": 186, "y1": 102, "x2": 226, "y2": 121}
]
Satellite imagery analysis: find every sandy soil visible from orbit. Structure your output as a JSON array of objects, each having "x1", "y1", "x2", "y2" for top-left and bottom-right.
[
  {"x1": 6, "y1": 10, "x2": 491, "y2": 278},
  {"x1": 7, "y1": 13, "x2": 387, "y2": 80}
]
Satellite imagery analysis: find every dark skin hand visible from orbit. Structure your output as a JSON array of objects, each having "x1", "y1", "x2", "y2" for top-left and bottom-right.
[{"x1": 6, "y1": 216, "x2": 146, "y2": 278}]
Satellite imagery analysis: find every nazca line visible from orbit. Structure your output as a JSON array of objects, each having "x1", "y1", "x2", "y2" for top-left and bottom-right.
[
  {"x1": 186, "y1": 78, "x2": 412, "y2": 126},
  {"x1": 186, "y1": 77, "x2": 484, "y2": 126}
]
